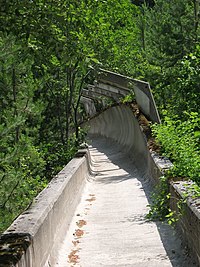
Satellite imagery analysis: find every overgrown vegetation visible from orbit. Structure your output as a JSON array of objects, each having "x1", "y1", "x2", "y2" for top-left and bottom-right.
[
  {"x1": 146, "y1": 176, "x2": 177, "y2": 225},
  {"x1": 0, "y1": 0, "x2": 200, "y2": 231},
  {"x1": 147, "y1": 112, "x2": 200, "y2": 223},
  {"x1": 152, "y1": 112, "x2": 200, "y2": 184}
]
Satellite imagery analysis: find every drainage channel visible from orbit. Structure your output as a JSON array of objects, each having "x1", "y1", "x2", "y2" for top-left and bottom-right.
[{"x1": 53, "y1": 136, "x2": 196, "y2": 267}]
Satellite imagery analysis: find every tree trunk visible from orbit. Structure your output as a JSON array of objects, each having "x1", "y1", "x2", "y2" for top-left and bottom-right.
[
  {"x1": 193, "y1": 0, "x2": 199, "y2": 42},
  {"x1": 12, "y1": 67, "x2": 19, "y2": 143}
]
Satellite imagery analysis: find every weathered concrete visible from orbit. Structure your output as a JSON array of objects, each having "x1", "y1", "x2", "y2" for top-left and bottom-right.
[
  {"x1": 94, "y1": 81, "x2": 129, "y2": 97},
  {"x1": 0, "y1": 104, "x2": 199, "y2": 267},
  {"x1": 88, "y1": 84, "x2": 124, "y2": 100},
  {"x1": 0, "y1": 155, "x2": 89, "y2": 267},
  {"x1": 80, "y1": 96, "x2": 96, "y2": 117},
  {"x1": 86, "y1": 105, "x2": 158, "y2": 182},
  {"x1": 170, "y1": 180, "x2": 200, "y2": 266},
  {"x1": 54, "y1": 137, "x2": 196, "y2": 267},
  {"x1": 82, "y1": 88, "x2": 119, "y2": 102}
]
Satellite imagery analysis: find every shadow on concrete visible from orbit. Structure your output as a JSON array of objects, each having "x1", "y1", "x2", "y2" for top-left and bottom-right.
[{"x1": 88, "y1": 135, "x2": 197, "y2": 267}]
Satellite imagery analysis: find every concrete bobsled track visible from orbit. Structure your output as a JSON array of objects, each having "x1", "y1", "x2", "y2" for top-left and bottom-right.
[
  {"x1": 53, "y1": 105, "x2": 196, "y2": 267},
  {"x1": 0, "y1": 104, "x2": 198, "y2": 267}
]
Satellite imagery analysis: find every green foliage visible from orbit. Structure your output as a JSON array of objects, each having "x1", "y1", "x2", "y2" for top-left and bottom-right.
[
  {"x1": 85, "y1": 0, "x2": 141, "y2": 75},
  {"x1": 0, "y1": 144, "x2": 47, "y2": 232},
  {"x1": 170, "y1": 47, "x2": 200, "y2": 115},
  {"x1": 146, "y1": 176, "x2": 185, "y2": 225},
  {"x1": 136, "y1": 0, "x2": 200, "y2": 115},
  {"x1": 147, "y1": 110, "x2": 200, "y2": 223},
  {"x1": 122, "y1": 91, "x2": 135, "y2": 104},
  {"x1": 152, "y1": 112, "x2": 200, "y2": 184},
  {"x1": 147, "y1": 46, "x2": 200, "y2": 116},
  {"x1": 146, "y1": 0, "x2": 195, "y2": 64},
  {"x1": 146, "y1": 176, "x2": 171, "y2": 221},
  {"x1": 0, "y1": 34, "x2": 47, "y2": 233},
  {"x1": 42, "y1": 135, "x2": 79, "y2": 179}
]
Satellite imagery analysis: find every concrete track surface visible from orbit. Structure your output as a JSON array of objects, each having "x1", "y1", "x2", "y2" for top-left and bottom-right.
[{"x1": 54, "y1": 136, "x2": 196, "y2": 267}]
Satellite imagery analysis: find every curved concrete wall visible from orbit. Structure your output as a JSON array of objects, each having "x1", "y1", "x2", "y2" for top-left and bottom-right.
[
  {"x1": 87, "y1": 104, "x2": 159, "y2": 180},
  {"x1": 87, "y1": 105, "x2": 200, "y2": 264}
]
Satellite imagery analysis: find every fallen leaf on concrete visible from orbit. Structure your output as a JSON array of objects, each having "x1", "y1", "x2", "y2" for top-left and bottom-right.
[
  {"x1": 76, "y1": 220, "x2": 87, "y2": 228},
  {"x1": 68, "y1": 249, "x2": 79, "y2": 264},
  {"x1": 74, "y1": 229, "x2": 84, "y2": 237}
]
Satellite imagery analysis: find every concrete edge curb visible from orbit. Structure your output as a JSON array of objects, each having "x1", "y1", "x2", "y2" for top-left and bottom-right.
[
  {"x1": 153, "y1": 156, "x2": 200, "y2": 265},
  {"x1": 0, "y1": 149, "x2": 91, "y2": 267}
]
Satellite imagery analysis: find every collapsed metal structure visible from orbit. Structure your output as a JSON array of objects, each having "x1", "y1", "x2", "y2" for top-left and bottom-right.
[{"x1": 81, "y1": 69, "x2": 161, "y2": 123}]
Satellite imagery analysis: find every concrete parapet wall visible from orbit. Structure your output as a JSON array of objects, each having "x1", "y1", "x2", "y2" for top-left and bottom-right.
[
  {"x1": 0, "y1": 153, "x2": 89, "y2": 267},
  {"x1": 169, "y1": 181, "x2": 200, "y2": 265},
  {"x1": 152, "y1": 146, "x2": 200, "y2": 265}
]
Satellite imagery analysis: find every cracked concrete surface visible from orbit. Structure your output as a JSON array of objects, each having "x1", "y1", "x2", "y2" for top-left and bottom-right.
[{"x1": 54, "y1": 136, "x2": 197, "y2": 267}]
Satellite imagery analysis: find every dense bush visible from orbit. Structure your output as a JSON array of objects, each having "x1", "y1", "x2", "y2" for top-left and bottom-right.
[{"x1": 152, "y1": 112, "x2": 200, "y2": 184}]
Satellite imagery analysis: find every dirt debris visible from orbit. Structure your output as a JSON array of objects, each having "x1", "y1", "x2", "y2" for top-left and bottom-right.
[{"x1": 85, "y1": 196, "x2": 96, "y2": 202}]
